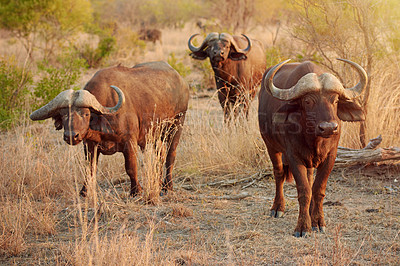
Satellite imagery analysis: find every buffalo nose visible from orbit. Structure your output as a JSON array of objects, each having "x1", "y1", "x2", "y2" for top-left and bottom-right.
[
  {"x1": 317, "y1": 122, "x2": 338, "y2": 136},
  {"x1": 64, "y1": 132, "x2": 80, "y2": 142}
]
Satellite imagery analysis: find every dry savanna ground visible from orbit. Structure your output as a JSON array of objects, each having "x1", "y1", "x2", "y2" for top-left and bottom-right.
[{"x1": 1, "y1": 24, "x2": 400, "y2": 265}]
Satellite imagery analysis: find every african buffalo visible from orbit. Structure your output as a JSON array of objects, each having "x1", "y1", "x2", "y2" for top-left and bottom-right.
[
  {"x1": 139, "y1": 28, "x2": 162, "y2": 44},
  {"x1": 188, "y1": 32, "x2": 266, "y2": 121},
  {"x1": 30, "y1": 61, "x2": 189, "y2": 197},
  {"x1": 258, "y1": 59, "x2": 367, "y2": 237}
]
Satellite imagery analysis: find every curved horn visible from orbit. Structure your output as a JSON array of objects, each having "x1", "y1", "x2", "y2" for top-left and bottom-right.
[
  {"x1": 30, "y1": 86, "x2": 125, "y2": 121},
  {"x1": 30, "y1": 89, "x2": 76, "y2": 120},
  {"x1": 188, "y1": 32, "x2": 214, "y2": 53},
  {"x1": 188, "y1": 32, "x2": 219, "y2": 52},
  {"x1": 76, "y1": 85, "x2": 125, "y2": 115},
  {"x1": 264, "y1": 59, "x2": 315, "y2": 101},
  {"x1": 188, "y1": 33, "x2": 201, "y2": 52},
  {"x1": 336, "y1": 58, "x2": 368, "y2": 99},
  {"x1": 227, "y1": 34, "x2": 252, "y2": 54}
]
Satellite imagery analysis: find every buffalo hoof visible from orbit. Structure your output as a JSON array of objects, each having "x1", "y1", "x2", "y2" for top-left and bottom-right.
[
  {"x1": 129, "y1": 190, "x2": 141, "y2": 198},
  {"x1": 79, "y1": 188, "x2": 87, "y2": 197},
  {"x1": 293, "y1": 231, "x2": 310, "y2": 238},
  {"x1": 312, "y1": 226, "x2": 326, "y2": 233},
  {"x1": 270, "y1": 210, "x2": 284, "y2": 218}
]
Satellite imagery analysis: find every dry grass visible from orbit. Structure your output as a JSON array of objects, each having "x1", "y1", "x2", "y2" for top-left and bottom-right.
[
  {"x1": 340, "y1": 60, "x2": 400, "y2": 148},
  {"x1": 1, "y1": 23, "x2": 400, "y2": 265}
]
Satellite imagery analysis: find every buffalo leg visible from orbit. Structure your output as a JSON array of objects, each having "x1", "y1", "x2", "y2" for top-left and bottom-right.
[
  {"x1": 289, "y1": 162, "x2": 312, "y2": 237},
  {"x1": 239, "y1": 89, "x2": 252, "y2": 120},
  {"x1": 307, "y1": 167, "x2": 315, "y2": 215},
  {"x1": 123, "y1": 141, "x2": 142, "y2": 197},
  {"x1": 267, "y1": 149, "x2": 288, "y2": 218},
  {"x1": 163, "y1": 117, "x2": 185, "y2": 193},
  {"x1": 80, "y1": 142, "x2": 100, "y2": 197},
  {"x1": 217, "y1": 86, "x2": 234, "y2": 122},
  {"x1": 311, "y1": 154, "x2": 336, "y2": 232}
]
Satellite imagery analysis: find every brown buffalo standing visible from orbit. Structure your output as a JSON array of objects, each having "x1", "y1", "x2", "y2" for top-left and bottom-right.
[
  {"x1": 139, "y1": 28, "x2": 162, "y2": 44},
  {"x1": 258, "y1": 59, "x2": 367, "y2": 237},
  {"x1": 188, "y1": 32, "x2": 266, "y2": 121},
  {"x1": 30, "y1": 61, "x2": 189, "y2": 197}
]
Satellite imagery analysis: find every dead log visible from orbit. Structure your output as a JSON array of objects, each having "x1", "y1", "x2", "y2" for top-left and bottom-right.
[
  {"x1": 335, "y1": 135, "x2": 400, "y2": 167},
  {"x1": 205, "y1": 192, "x2": 251, "y2": 200}
]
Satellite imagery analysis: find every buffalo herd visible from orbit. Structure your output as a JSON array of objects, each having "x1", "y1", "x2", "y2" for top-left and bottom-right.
[{"x1": 31, "y1": 32, "x2": 368, "y2": 237}]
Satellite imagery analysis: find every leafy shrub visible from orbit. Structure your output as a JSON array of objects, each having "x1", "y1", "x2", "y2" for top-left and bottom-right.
[
  {"x1": 192, "y1": 59, "x2": 215, "y2": 90},
  {"x1": 0, "y1": 57, "x2": 32, "y2": 129},
  {"x1": 265, "y1": 46, "x2": 284, "y2": 67},
  {"x1": 113, "y1": 26, "x2": 146, "y2": 60},
  {"x1": 33, "y1": 53, "x2": 87, "y2": 110},
  {"x1": 75, "y1": 35, "x2": 116, "y2": 68},
  {"x1": 167, "y1": 52, "x2": 191, "y2": 78}
]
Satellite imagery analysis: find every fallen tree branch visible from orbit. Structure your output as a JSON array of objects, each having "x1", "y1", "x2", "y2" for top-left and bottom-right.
[
  {"x1": 205, "y1": 192, "x2": 251, "y2": 200},
  {"x1": 335, "y1": 135, "x2": 400, "y2": 167},
  {"x1": 180, "y1": 171, "x2": 272, "y2": 190}
]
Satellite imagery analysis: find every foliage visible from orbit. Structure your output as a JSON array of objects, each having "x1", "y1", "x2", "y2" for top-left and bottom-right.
[
  {"x1": 0, "y1": 56, "x2": 32, "y2": 129},
  {"x1": 138, "y1": 0, "x2": 201, "y2": 28},
  {"x1": 289, "y1": 0, "x2": 384, "y2": 74},
  {"x1": 167, "y1": 52, "x2": 191, "y2": 78},
  {"x1": 0, "y1": 0, "x2": 93, "y2": 60},
  {"x1": 0, "y1": 52, "x2": 85, "y2": 129},
  {"x1": 112, "y1": 26, "x2": 147, "y2": 61},
  {"x1": 288, "y1": 0, "x2": 390, "y2": 146},
  {"x1": 265, "y1": 46, "x2": 284, "y2": 67},
  {"x1": 192, "y1": 59, "x2": 215, "y2": 90},
  {"x1": 33, "y1": 53, "x2": 87, "y2": 109},
  {"x1": 93, "y1": 0, "x2": 202, "y2": 29},
  {"x1": 75, "y1": 36, "x2": 116, "y2": 68},
  {"x1": 201, "y1": 0, "x2": 289, "y2": 32}
]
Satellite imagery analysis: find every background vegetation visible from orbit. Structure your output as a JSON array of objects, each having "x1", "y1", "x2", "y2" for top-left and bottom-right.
[{"x1": 0, "y1": 0, "x2": 399, "y2": 264}]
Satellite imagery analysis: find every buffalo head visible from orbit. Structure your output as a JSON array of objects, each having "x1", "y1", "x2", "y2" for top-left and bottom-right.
[
  {"x1": 188, "y1": 32, "x2": 251, "y2": 67},
  {"x1": 264, "y1": 59, "x2": 367, "y2": 138},
  {"x1": 30, "y1": 86, "x2": 125, "y2": 145}
]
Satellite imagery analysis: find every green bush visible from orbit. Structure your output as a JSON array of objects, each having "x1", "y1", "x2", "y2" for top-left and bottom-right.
[
  {"x1": 167, "y1": 52, "x2": 191, "y2": 78},
  {"x1": 265, "y1": 46, "x2": 284, "y2": 67},
  {"x1": 75, "y1": 35, "x2": 116, "y2": 68},
  {"x1": 113, "y1": 26, "x2": 147, "y2": 60},
  {"x1": 191, "y1": 59, "x2": 215, "y2": 90},
  {"x1": 33, "y1": 53, "x2": 87, "y2": 110},
  {"x1": 0, "y1": 57, "x2": 32, "y2": 129}
]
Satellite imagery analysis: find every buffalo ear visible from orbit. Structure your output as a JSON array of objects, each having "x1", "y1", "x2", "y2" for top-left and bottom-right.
[
  {"x1": 89, "y1": 113, "x2": 114, "y2": 134},
  {"x1": 189, "y1": 51, "x2": 208, "y2": 60},
  {"x1": 338, "y1": 100, "x2": 365, "y2": 121},
  {"x1": 53, "y1": 115, "x2": 63, "y2": 130},
  {"x1": 229, "y1": 52, "x2": 247, "y2": 61},
  {"x1": 272, "y1": 102, "x2": 299, "y2": 124}
]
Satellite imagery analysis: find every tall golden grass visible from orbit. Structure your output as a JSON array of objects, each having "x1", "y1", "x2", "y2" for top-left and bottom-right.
[{"x1": 340, "y1": 60, "x2": 400, "y2": 148}]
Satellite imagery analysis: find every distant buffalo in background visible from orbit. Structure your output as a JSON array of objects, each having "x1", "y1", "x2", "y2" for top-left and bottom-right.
[
  {"x1": 188, "y1": 32, "x2": 266, "y2": 121},
  {"x1": 139, "y1": 28, "x2": 162, "y2": 44}
]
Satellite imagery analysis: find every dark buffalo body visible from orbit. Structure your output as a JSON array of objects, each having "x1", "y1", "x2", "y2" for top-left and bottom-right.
[
  {"x1": 189, "y1": 32, "x2": 266, "y2": 121},
  {"x1": 30, "y1": 61, "x2": 189, "y2": 197},
  {"x1": 258, "y1": 59, "x2": 367, "y2": 237},
  {"x1": 139, "y1": 28, "x2": 162, "y2": 44}
]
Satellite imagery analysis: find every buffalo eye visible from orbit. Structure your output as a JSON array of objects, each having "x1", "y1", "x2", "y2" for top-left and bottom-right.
[
  {"x1": 302, "y1": 97, "x2": 315, "y2": 109},
  {"x1": 328, "y1": 94, "x2": 339, "y2": 105}
]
